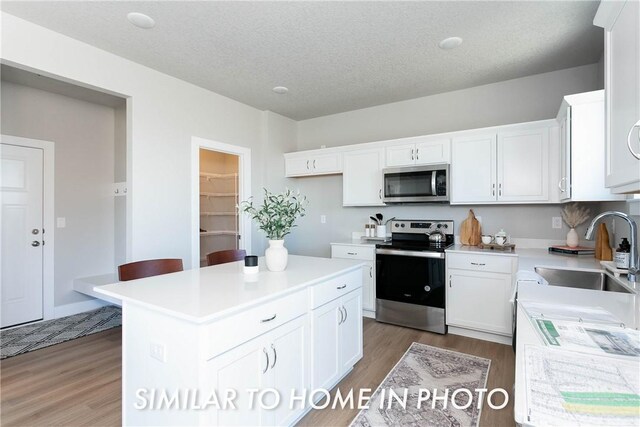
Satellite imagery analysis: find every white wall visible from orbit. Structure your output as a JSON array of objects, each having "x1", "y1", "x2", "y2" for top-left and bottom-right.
[
  {"x1": 1, "y1": 81, "x2": 117, "y2": 306},
  {"x1": 287, "y1": 64, "x2": 604, "y2": 257},
  {"x1": 1, "y1": 12, "x2": 280, "y2": 267}
]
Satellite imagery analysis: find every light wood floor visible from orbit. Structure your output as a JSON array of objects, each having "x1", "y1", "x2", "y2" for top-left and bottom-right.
[{"x1": 1, "y1": 319, "x2": 515, "y2": 427}]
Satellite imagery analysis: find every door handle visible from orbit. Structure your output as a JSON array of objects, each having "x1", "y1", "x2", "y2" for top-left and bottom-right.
[
  {"x1": 343, "y1": 305, "x2": 348, "y2": 324},
  {"x1": 32, "y1": 229, "x2": 40, "y2": 235},
  {"x1": 627, "y1": 120, "x2": 640, "y2": 160},
  {"x1": 306, "y1": 160, "x2": 310, "y2": 170},
  {"x1": 558, "y1": 177, "x2": 566, "y2": 192},
  {"x1": 411, "y1": 148, "x2": 414, "y2": 161},
  {"x1": 270, "y1": 344, "x2": 277, "y2": 369},
  {"x1": 492, "y1": 183, "x2": 495, "y2": 197},
  {"x1": 470, "y1": 262, "x2": 486, "y2": 266},
  {"x1": 498, "y1": 183, "x2": 502, "y2": 196},
  {"x1": 347, "y1": 252, "x2": 358, "y2": 255},
  {"x1": 369, "y1": 266, "x2": 373, "y2": 278},
  {"x1": 338, "y1": 306, "x2": 344, "y2": 325},
  {"x1": 379, "y1": 189, "x2": 382, "y2": 200},
  {"x1": 32, "y1": 241, "x2": 40, "y2": 247},
  {"x1": 261, "y1": 314, "x2": 277, "y2": 323},
  {"x1": 337, "y1": 284, "x2": 347, "y2": 290},
  {"x1": 313, "y1": 159, "x2": 316, "y2": 169},
  {"x1": 262, "y1": 348, "x2": 269, "y2": 373},
  {"x1": 416, "y1": 148, "x2": 419, "y2": 160}
]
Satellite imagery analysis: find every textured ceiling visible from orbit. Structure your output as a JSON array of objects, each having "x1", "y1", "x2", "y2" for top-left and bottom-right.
[{"x1": 1, "y1": 1, "x2": 603, "y2": 120}]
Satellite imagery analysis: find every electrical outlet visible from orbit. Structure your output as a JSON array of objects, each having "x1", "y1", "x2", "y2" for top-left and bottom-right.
[
  {"x1": 320, "y1": 215, "x2": 327, "y2": 224},
  {"x1": 150, "y1": 343, "x2": 166, "y2": 362},
  {"x1": 56, "y1": 217, "x2": 66, "y2": 228},
  {"x1": 552, "y1": 217, "x2": 562, "y2": 229}
]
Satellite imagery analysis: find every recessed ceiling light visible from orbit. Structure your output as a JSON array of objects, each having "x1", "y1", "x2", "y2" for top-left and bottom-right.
[
  {"x1": 127, "y1": 12, "x2": 155, "y2": 29},
  {"x1": 272, "y1": 86, "x2": 289, "y2": 95},
  {"x1": 438, "y1": 36, "x2": 463, "y2": 50}
]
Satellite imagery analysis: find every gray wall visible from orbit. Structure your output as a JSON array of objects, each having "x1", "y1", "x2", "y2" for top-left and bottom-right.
[
  {"x1": 287, "y1": 64, "x2": 606, "y2": 257},
  {"x1": 1, "y1": 80, "x2": 121, "y2": 306}
]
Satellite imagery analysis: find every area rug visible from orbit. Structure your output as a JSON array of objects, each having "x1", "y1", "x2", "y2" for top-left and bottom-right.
[
  {"x1": 0, "y1": 306, "x2": 121, "y2": 359},
  {"x1": 350, "y1": 342, "x2": 491, "y2": 427}
]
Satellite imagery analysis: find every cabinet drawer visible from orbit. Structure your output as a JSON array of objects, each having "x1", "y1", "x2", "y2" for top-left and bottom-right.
[
  {"x1": 331, "y1": 245, "x2": 375, "y2": 260},
  {"x1": 205, "y1": 289, "x2": 307, "y2": 359},
  {"x1": 447, "y1": 253, "x2": 513, "y2": 274},
  {"x1": 310, "y1": 269, "x2": 362, "y2": 309}
]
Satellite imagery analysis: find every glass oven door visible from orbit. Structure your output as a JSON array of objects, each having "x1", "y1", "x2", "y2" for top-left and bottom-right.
[
  {"x1": 375, "y1": 249, "x2": 445, "y2": 308},
  {"x1": 383, "y1": 165, "x2": 448, "y2": 202}
]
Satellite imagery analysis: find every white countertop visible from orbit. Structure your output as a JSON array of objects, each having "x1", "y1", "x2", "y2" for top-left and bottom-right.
[
  {"x1": 330, "y1": 239, "x2": 380, "y2": 247},
  {"x1": 95, "y1": 255, "x2": 364, "y2": 324}
]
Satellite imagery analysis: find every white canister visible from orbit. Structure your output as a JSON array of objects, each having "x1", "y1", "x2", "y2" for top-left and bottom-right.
[{"x1": 376, "y1": 225, "x2": 386, "y2": 238}]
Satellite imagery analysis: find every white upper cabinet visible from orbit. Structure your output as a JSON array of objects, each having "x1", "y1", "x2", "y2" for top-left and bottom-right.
[
  {"x1": 596, "y1": 0, "x2": 640, "y2": 193},
  {"x1": 556, "y1": 91, "x2": 625, "y2": 202},
  {"x1": 284, "y1": 150, "x2": 342, "y2": 177},
  {"x1": 451, "y1": 134, "x2": 497, "y2": 204},
  {"x1": 342, "y1": 148, "x2": 385, "y2": 206},
  {"x1": 385, "y1": 137, "x2": 450, "y2": 167},
  {"x1": 451, "y1": 122, "x2": 554, "y2": 204},
  {"x1": 497, "y1": 127, "x2": 549, "y2": 202}
]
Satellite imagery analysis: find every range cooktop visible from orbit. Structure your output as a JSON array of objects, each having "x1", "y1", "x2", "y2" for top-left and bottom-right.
[{"x1": 376, "y1": 219, "x2": 455, "y2": 252}]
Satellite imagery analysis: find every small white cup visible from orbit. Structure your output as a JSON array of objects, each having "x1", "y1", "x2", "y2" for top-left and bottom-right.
[
  {"x1": 376, "y1": 225, "x2": 386, "y2": 238},
  {"x1": 481, "y1": 235, "x2": 493, "y2": 245},
  {"x1": 495, "y1": 236, "x2": 507, "y2": 246}
]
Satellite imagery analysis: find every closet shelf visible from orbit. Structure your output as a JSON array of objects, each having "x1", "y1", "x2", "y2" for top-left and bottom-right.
[
  {"x1": 200, "y1": 231, "x2": 238, "y2": 236},
  {"x1": 200, "y1": 192, "x2": 238, "y2": 197},
  {"x1": 200, "y1": 172, "x2": 238, "y2": 180},
  {"x1": 200, "y1": 212, "x2": 237, "y2": 216}
]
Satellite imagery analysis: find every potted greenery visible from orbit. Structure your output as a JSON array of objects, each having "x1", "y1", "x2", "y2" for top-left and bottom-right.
[{"x1": 240, "y1": 188, "x2": 308, "y2": 271}]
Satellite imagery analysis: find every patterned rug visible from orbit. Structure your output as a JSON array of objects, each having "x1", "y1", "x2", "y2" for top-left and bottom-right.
[
  {"x1": 0, "y1": 306, "x2": 121, "y2": 359},
  {"x1": 351, "y1": 342, "x2": 491, "y2": 427}
]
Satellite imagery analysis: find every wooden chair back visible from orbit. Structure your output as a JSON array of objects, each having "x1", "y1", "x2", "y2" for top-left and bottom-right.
[
  {"x1": 118, "y1": 259, "x2": 184, "y2": 281},
  {"x1": 206, "y1": 249, "x2": 246, "y2": 266}
]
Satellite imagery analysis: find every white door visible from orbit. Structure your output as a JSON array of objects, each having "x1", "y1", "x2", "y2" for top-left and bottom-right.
[
  {"x1": 385, "y1": 143, "x2": 415, "y2": 167},
  {"x1": 311, "y1": 154, "x2": 341, "y2": 175},
  {"x1": 284, "y1": 156, "x2": 311, "y2": 177},
  {"x1": 1, "y1": 143, "x2": 44, "y2": 328},
  {"x1": 339, "y1": 289, "x2": 363, "y2": 372},
  {"x1": 270, "y1": 316, "x2": 308, "y2": 426},
  {"x1": 415, "y1": 139, "x2": 451, "y2": 165},
  {"x1": 311, "y1": 298, "x2": 341, "y2": 390},
  {"x1": 451, "y1": 134, "x2": 497, "y2": 203},
  {"x1": 342, "y1": 148, "x2": 385, "y2": 206},
  {"x1": 497, "y1": 127, "x2": 549, "y2": 202}
]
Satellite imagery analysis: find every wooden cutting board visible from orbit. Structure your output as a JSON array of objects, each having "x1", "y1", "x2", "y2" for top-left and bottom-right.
[
  {"x1": 595, "y1": 223, "x2": 613, "y2": 261},
  {"x1": 460, "y1": 209, "x2": 482, "y2": 246}
]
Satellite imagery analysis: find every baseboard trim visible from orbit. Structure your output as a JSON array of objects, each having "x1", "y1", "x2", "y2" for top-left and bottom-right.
[
  {"x1": 448, "y1": 326, "x2": 512, "y2": 345},
  {"x1": 362, "y1": 310, "x2": 375, "y2": 319},
  {"x1": 54, "y1": 299, "x2": 113, "y2": 319}
]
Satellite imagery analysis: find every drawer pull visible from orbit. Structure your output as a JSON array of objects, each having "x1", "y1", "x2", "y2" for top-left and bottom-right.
[
  {"x1": 262, "y1": 348, "x2": 269, "y2": 373},
  {"x1": 337, "y1": 284, "x2": 347, "y2": 290},
  {"x1": 470, "y1": 262, "x2": 486, "y2": 266},
  {"x1": 261, "y1": 314, "x2": 277, "y2": 323},
  {"x1": 270, "y1": 344, "x2": 277, "y2": 369},
  {"x1": 347, "y1": 252, "x2": 358, "y2": 255}
]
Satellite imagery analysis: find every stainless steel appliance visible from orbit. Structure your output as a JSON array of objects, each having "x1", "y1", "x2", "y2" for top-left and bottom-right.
[
  {"x1": 382, "y1": 164, "x2": 449, "y2": 203},
  {"x1": 375, "y1": 219, "x2": 454, "y2": 334}
]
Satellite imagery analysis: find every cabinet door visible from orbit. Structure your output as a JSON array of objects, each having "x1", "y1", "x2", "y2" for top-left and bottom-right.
[
  {"x1": 312, "y1": 153, "x2": 342, "y2": 175},
  {"x1": 208, "y1": 339, "x2": 270, "y2": 426},
  {"x1": 559, "y1": 113, "x2": 572, "y2": 201},
  {"x1": 311, "y1": 298, "x2": 341, "y2": 390},
  {"x1": 385, "y1": 143, "x2": 416, "y2": 167},
  {"x1": 342, "y1": 148, "x2": 385, "y2": 206},
  {"x1": 415, "y1": 139, "x2": 451, "y2": 165},
  {"x1": 361, "y1": 262, "x2": 375, "y2": 312},
  {"x1": 285, "y1": 156, "x2": 311, "y2": 177},
  {"x1": 340, "y1": 289, "x2": 363, "y2": 372},
  {"x1": 497, "y1": 127, "x2": 549, "y2": 202},
  {"x1": 451, "y1": 134, "x2": 497, "y2": 203},
  {"x1": 270, "y1": 316, "x2": 308, "y2": 427},
  {"x1": 446, "y1": 270, "x2": 512, "y2": 335},
  {"x1": 606, "y1": 0, "x2": 640, "y2": 191}
]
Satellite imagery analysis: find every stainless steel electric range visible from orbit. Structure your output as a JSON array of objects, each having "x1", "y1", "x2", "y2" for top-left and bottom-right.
[{"x1": 375, "y1": 219, "x2": 454, "y2": 334}]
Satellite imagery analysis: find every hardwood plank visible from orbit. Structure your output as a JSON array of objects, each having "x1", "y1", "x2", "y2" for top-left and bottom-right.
[{"x1": 1, "y1": 320, "x2": 515, "y2": 427}]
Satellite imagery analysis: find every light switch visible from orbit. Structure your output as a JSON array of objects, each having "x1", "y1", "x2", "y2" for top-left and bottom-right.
[
  {"x1": 56, "y1": 217, "x2": 66, "y2": 228},
  {"x1": 150, "y1": 343, "x2": 166, "y2": 362},
  {"x1": 320, "y1": 215, "x2": 327, "y2": 224}
]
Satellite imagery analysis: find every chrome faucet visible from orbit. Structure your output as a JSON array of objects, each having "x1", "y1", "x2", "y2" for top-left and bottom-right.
[{"x1": 585, "y1": 211, "x2": 638, "y2": 283}]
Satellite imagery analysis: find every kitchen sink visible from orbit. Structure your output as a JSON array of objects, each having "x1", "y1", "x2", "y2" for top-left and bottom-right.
[{"x1": 534, "y1": 267, "x2": 631, "y2": 294}]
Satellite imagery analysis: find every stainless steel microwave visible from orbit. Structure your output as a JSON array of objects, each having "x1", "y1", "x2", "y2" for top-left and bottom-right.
[{"x1": 382, "y1": 164, "x2": 449, "y2": 203}]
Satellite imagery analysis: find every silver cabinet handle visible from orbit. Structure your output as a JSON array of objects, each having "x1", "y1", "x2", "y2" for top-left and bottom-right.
[
  {"x1": 627, "y1": 120, "x2": 640, "y2": 160},
  {"x1": 470, "y1": 262, "x2": 486, "y2": 266},
  {"x1": 347, "y1": 252, "x2": 358, "y2": 255},
  {"x1": 262, "y1": 348, "x2": 269, "y2": 373},
  {"x1": 449, "y1": 275, "x2": 452, "y2": 287},
  {"x1": 369, "y1": 266, "x2": 373, "y2": 278},
  {"x1": 338, "y1": 307, "x2": 344, "y2": 325},
  {"x1": 498, "y1": 183, "x2": 502, "y2": 197},
  {"x1": 558, "y1": 177, "x2": 566, "y2": 192},
  {"x1": 261, "y1": 314, "x2": 276, "y2": 323},
  {"x1": 410, "y1": 148, "x2": 414, "y2": 161},
  {"x1": 32, "y1": 241, "x2": 40, "y2": 247},
  {"x1": 492, "y1": 183, "x2": 495, "y2": 197},
  {"x1": 337, "y1": 284, "x2": 347, "y2": 290},
  {"x1": 306, "y1": 160, "x2": 309, "y2": 170},
  {"x1": 416, "y1": 148, "x2": 419, "y2": 160},
  {"x1": 379, "y1": 189, "x2": 382, "y2": 200},
  {"x1": 270, "y1": 344, "x2": 277, "y2": 369},
  {"x1": 313, "y1": 159, "x2": 317, "y2": 169},
  {"x1": 343, "y1": 305, "x2": 348, "y2": 324}
]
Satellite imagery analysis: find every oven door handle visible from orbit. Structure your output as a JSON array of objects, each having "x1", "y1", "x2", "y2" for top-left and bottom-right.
[{"x1": 375, "y1": 248, "x2": 445, "y2": 259}]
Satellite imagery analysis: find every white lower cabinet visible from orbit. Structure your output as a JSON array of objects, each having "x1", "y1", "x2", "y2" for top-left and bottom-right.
[
  {"x1": 330, "y1": 244, "x2": 376, "y2": 314},
  {"x1": 311, "y1": 288, "x2": 363, "y2": 391},
  {"x1": 446, "y1": 253, "x2": 516, "y2": 337},
  {"x1": 207, "y1": 315, "x2": 308, "y2": 426}
]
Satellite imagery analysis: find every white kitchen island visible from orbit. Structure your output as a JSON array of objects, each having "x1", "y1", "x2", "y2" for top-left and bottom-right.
[{"x1": 95, "y1": 255, "x2": 365, "y2": 426}]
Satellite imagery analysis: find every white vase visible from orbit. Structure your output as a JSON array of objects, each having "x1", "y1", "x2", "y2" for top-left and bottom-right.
[
  {"x1": 265, "y1": 239, "x2": 288, "y2": 271},
  {"x1": 566, "y1": 228, "x2": 579, "y2": 248}
]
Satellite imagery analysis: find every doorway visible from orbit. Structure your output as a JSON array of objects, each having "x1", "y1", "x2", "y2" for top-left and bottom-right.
[
  {"x1": 1, "y1": 136, "x2": 54, "y2": 328},
  {"x1": 191, "y1": 137, "x2": 251, "y2": 269}
]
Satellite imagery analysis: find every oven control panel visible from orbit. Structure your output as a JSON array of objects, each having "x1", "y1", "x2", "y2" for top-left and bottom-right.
[{"x1": 391, "y1": 220, "x2": 454, "y2": 235}]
